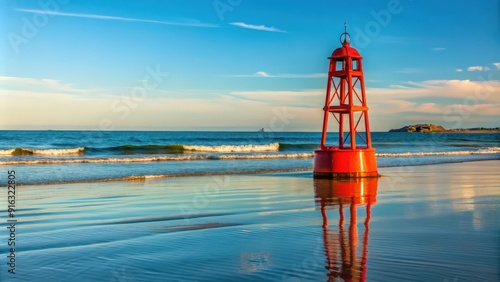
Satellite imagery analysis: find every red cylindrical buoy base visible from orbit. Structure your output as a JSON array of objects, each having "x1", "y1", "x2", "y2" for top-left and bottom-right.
[{"x1": 313, "y1": 148, "x2": 379, "y2": 178}]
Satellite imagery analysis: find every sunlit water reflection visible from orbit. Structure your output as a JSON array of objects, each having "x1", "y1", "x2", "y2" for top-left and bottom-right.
[{"x1": 1, "y1": 161, "x2": 498, "y2": 281}]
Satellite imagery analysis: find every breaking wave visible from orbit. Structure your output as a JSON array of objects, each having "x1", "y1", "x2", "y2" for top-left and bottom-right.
[
  {"x1": 0, "y1": 147, "x2": 84, "y2": 156},
  {"x1": 376, "y1": 147, "x2": 500, "y2": 157},
  {"x1": 0, "y1": 153, "x2": 315, "y2": 165},
  {"x1": 88, "y1": 144, "x2": 185, "y2": 154},
  {"x1": 0, "y1": 143, "x2": 498, "y2": 165},
  {"x1": 0, "y1": 143, "x2": 292, "y2": 156},
  {"x1": 183, "y1": 143, "x2": 280, "y2": 152}
]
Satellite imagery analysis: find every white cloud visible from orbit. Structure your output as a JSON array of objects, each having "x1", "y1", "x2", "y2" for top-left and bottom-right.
[
  {"x1": 467, "y1": 66, "x2": 490, "y2": 72},
  {"x1": 255, "y1": 71, "x2": 270, "y2": 77},
  {"x1": 1, "y1": 77, "x2": 498, "y2": 131},
  {"x1": 0, "y1": 76, "x2": 102, "y2": 94},
  {"x1": 367, "y1": 79, "x2": 500, "y2": 127},
  {"x1": 432, "y1": 47, "x2": 446, "y2": 51},
  {"x1": 229, "y1": 22, "x2": 286, "y2": 33},
  {"x1": 0, "y1": 76, "x2": 59, "y2": 85},
  {"x1": 456, "y1": 68, "x2": 463, "y2": 72},
  {"x1": 0, "y1": 88, "x2": 317, "y2": 130},
  {"x1": 229, "y1": 80, "x2": 500, "y2": 129},
  {"x1": 493, "y1": 62, "x2": 500, "y2": 70},
  {"x1": 389, "y1": 84, "x2": 413, "y2": 89},
  {"x1": 371, "y1": 80, "x2": 500, "y2": 101},
  {"x1": 374, "y1": 100, "x2": 499, "y2": 116},
  {"x1": 16, "y1": 9, "x2": 218, "y2": 28}
]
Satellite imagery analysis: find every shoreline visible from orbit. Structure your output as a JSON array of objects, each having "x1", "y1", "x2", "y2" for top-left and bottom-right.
[{"x1": 12, "y1": 158, "x2": 500, "y2": 187}]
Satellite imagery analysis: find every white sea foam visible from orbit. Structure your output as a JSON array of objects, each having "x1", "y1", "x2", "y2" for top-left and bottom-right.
[
  {"x1": 0, "y1": 147, "x2": 84, "y2": 156},
  {"x1": 376, "y1": 147, "x2": 500, "y2": 157},
  {"x1": 0, "y1": 149, "x2": 14, "y2": 156},
  {"x1": 32, "y1": 147, "x2": 85, "y2": 155},
  {"x1": 122, "y1": 175, "x2": 168, "y2": 181},
  {"x1": 0, "y1": 152, "x2": 313, "y2": 165},
  {"x1": 183, "y1": 143, "x2": 280, "y2": 152},
  {"x1": 217, "y1": 153, "x2": 314, "y2": 160}
]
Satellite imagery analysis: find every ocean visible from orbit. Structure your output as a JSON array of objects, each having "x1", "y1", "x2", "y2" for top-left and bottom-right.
[
  {"x1": 0, "y1": 130, "x2": 498, "y2": 185},
  {"x1": 1, "y1": 131, "x2": 499, "y2": 281}
]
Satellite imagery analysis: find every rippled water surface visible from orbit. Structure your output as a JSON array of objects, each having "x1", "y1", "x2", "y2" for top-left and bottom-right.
[{"x1": 2, "y1": 161, "x2": 499, "y2": 281}]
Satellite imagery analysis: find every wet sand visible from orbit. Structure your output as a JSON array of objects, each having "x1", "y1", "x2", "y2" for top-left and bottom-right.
[{"x1": 2, "y1": 160, "x2": 499, "y2": 281}]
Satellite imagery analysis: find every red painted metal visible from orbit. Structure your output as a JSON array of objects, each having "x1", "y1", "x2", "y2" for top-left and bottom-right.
[{"x1": 314, "y1": 26, "x2": 379, "y2": 178}]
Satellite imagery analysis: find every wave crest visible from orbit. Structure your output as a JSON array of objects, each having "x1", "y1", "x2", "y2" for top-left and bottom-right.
[
  {"x1": 0, "y1": 153, "x2": 314, "y2": 165},
  {"x1": 376, "y1": 147, "x2": 500, "y2": 157},
  {"x1": 0, "y1": 147, "x2": 84, "y2": 156},
  {"x1": 184, "y1": 143, "x2": 280, "y2": 153}
]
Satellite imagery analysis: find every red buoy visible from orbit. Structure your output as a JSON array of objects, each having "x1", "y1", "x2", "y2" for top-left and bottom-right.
[{"x1": 314, "y1": 24, "x2": 379, "y2": 179}]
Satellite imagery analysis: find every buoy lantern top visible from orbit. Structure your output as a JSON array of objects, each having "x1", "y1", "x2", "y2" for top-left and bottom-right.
[
  {"x1": 330, "y1": 23, "x2": 362, "y2": 59},
  {"x1": 330, "y1": 44, "x2": 362, "y2": 59}
]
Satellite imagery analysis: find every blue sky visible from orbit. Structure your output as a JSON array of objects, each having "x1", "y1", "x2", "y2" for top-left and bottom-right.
[{"x1": 0, "y1": 0, "x2": 499, "y2": 131}]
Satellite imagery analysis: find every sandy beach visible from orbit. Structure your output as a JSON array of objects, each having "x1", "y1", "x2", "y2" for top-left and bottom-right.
[{"x1": 2, "y1": 160, "x2": 499, "y2": 281}]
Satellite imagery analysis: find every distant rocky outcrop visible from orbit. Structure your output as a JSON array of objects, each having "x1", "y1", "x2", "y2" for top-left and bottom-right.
[
  {"x1": 389, "y1": 124, "x2": 448, "y2": 133},
  {"x1": 389, "y1": 124, "x2": 500, "y2": 133}
]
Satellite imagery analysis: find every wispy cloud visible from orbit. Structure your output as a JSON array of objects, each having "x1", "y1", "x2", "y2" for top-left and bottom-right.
[
  {"x1": 0, "y1": 76, "x2": 102, "y2": 94},
  {"x1": 389, "y1": 84, "x2": 413, "y2": 89},
  {"x1": 229, "y1": 22, "x2": 286, "y2": 33},
  {"x1": 228, "y1": 89, "x2": 323, "y2": 108},
  {"x1": 2, "y1": 78, "x2": 499, "y2": 130},
  {"x1": 467, "y1": 66, "x2": 490, "y2": 72},
  {"x1": 456, "y1": 68, "x2": 463, "y2": 72},
  {"x1": 493, "y1": 62, "x2": 500, "y2": 70},
  {"x1": 371, "y1": 79, "x2": 500, "y2": 103},
  {"x1": 432, "y1": 47, "x2": 446, "y2": 51},
  {"x1": 227, "y1": 79, "x2": 500, "y2": 128},
  {"x1": 16, "y1": 9, "x2": 218, "y2": 28},
  {"x1": 375, "y1": 100, "x2": 499, "y2": 116},
  {"x1": 255, "y1": 71, "x2": 271, "y2": 77},
  {"x1": 222, "y1": 71, "x2": 326, "y2": 78}
]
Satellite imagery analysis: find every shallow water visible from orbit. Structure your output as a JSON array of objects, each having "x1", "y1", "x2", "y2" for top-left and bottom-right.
[{"x1": 1, "y1": 161, "x2": 499, "y2": 281}]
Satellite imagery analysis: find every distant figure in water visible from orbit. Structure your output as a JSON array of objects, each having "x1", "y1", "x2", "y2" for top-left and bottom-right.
[{"x1": 259, "y1": 128, "x2": 265, "y2": 132}]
